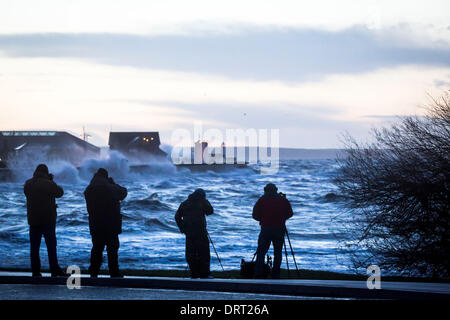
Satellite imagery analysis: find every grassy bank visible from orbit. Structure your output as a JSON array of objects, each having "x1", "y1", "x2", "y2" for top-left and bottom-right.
[{"x1": 1, "y1": 267, "x2": 448, "y2": 283}]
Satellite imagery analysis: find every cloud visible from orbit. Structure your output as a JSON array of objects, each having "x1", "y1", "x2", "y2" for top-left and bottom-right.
[
  {"x1": 434, "y1": 79, "x2": 450, "y2": 87},
  {"x1": 0, "y1": 26, "x2": 449, "y2": 82},
  {"x1": 128, "y1": 99, "x2": 343, "y2": 128},
  {"x1": 0, "y1": 54, "x2": 448, "y2": 148},
  {"x1": 114, "y1": 99, "x2": 377, "y2": 148},
  {"x1": 1, "y1": 1, "x2": 450, "y2": 39}
]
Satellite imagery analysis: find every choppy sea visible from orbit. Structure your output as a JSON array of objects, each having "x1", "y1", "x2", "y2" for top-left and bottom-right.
[{"x1": 0, "y1": 152, "x2": 352, "y2": 273}]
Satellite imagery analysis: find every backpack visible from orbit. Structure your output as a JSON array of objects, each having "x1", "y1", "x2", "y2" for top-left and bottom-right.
[{"x1": 240, "y1": 253, "x2": 272, "y2": 279}]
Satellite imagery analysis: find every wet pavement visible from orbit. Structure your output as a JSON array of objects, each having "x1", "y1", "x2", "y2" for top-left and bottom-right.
[
  {"x1": 0, "y1": 284, "x2": 326, "y2": 300},
  {"x1": 1, "y1": 271, "x2": 449, "y2": 300}
]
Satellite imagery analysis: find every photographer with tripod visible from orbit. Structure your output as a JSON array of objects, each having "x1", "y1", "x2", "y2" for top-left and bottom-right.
[
  {"x1": 175, "y1": 188, "x2": 214, "y2": 279},
  {"x1": 252, "y1": 183, "x2": 293, "y2": 279}
]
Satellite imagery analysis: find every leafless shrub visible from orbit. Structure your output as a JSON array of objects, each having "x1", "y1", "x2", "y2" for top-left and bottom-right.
[{"x1": 335, "y1": 91, "x2": 450, "y2": 278}]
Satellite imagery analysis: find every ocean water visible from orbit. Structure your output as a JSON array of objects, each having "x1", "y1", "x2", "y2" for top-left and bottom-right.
[{"x1": 0, "y1": 153, "x2": 351, "y2": 273}]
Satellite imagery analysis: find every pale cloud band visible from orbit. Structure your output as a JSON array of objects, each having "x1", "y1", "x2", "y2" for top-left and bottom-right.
[
  {"x1": 0, "y1": 55, "x2": 448, "y2": 147},
  {"x1": 0, "y1": 26, "x2": 449, "y2": 82}
]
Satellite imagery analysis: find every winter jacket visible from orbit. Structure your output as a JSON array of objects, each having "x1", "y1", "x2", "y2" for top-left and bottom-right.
[
  {"x1": 252, "y1": 192, "x2": 293, "y2": 228},
  {"x1": 175, "y1": 194, "x2": 214, "y2": 236},
  {"x1": 84, "y1": 173, "x2": 127, "y2": 236},
  {"x1": 24, "y1": 171, "x2": 64, "y2": 226}
]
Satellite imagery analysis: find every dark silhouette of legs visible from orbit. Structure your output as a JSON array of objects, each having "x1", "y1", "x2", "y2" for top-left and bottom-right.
[
  {"x1": 89, "y1": 235, "x2": 106, "y2": 277},
  {"x1": 271, "y1": 230, "x2": 284, "y2": 279},
  {"x1": 255, "y1": 229, "x2": 271, "y2": 278},
  {"x1": 30, "y1": 224, "x2": 61, "y2": 276},
  {"x1": 42, "y1": 225, "x2": 60, "y2": 274},
  {"x1": 106, "y1": 235, "x2": 120, "y2": 276},
  {"x1": 186, "y1": 235, "x2": 199, "y2": 278},
  {"x1": 29, "y1": 226, "x2": 43, "y2": 275},
  {"x1": 186, "y1": 234, "x2": 210, "y2": 278},
  {"x1": 254, "y1": 227, "x2": 285, "y2": 278},
  {"x1": 197, "y1": 236, "x2": 210, "y2": 278},
  {"x1": 89, "y1": 234, "x2": 121, "y2": 277}
]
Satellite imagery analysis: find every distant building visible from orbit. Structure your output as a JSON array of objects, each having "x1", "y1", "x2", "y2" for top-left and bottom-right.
[
  {"x1": 108, "y1": 132, "x2": 167, "y2": 158},
  {"x1": 0, "y1": 131, "x2": 100, "y2": 167},
  {"x1": 194, "y1": 140, "x2": 209, "y2": 164}
]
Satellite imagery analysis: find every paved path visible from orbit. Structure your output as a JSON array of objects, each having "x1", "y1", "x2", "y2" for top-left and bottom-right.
[
  {"x1": 1, "y1": 271, "x2": 449, "y2": 300},
  {"x1": 0, "y1": 284, "x2": 318, "y2": 300}
]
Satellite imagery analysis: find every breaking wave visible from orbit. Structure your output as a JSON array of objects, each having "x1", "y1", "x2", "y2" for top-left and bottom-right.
[{"x1": 0, "y1": 159, "x2": 353, "y2": 273}]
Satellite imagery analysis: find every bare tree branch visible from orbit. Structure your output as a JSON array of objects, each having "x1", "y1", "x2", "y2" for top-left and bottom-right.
[{"x1": 335, "y1": 91, "x2": 450, "y2": 278}]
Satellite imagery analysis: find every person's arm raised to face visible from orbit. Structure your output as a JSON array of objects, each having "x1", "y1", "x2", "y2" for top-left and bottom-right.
[
  {"x1": 116, "y1": 185, "x2": 128, "y2": 200},
  {"x1": 48, "y1": 177, "x2": 64, "y2": 198},
  {"x1": 202, "y1": 198, "x2": 214, "y2": 216},
  {"x1": 53, "y1": 184, "x2": 64, "y2": 198},
  {"x1": 252, "y1": 198, "x2": 262, "y2": 222},
  {"x1": 108, "y1": 179, "x2": 128, "y2": 201},
  {"x1": 174, "y1": 203, "x2": 186, "y2": 233},
  {"x1": 23, "y1": 180, "x2": 30, "y2": 198},
  {"x1": 285, "y1": 198, "x2": 294, "y2": 220}
]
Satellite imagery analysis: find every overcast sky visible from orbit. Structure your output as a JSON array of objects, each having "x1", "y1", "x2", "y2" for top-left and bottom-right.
[{"x1": 0, "y1": 0, "x2": 449, "y2": 147}]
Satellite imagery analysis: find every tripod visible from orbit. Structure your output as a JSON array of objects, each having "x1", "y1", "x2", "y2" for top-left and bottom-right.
[
  {"x1": 207, "y1": 231, "x2": 225, "y2": 272},
  {"x1": 184, "y1": 232, "x2": 224, "y2": 277},
  {"x1": 284, "y1": 226, "x2": 300, "y2": 278}
]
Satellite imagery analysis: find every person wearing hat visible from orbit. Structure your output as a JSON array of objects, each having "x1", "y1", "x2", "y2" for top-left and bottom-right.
[
  {"x1": 24, "y1": 164, "x2": 65, "y2": 277},
  {"x1": 252, "y1": 183, "x2": 293, "y2": 279},
  {"x1": 175, "y1": 188, "x2": 214, "y2": 278},
  {"x1": 84, "y1": 168, "x2": 127, "y2": 278}
]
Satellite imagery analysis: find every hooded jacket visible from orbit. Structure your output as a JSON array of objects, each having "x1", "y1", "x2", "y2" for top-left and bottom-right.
[
  {"x1": 84, "y1": 173, "x2": 128, "y2": 236},
  {"x1": 175, "y1": 192, "x2": 214, "y2": 236},
  {"x1": 24, "y1": 171, "x2": 64, "y2": 226},
  {"x1": 252, "y1": 191, "x2": 293, "y2": 228}
]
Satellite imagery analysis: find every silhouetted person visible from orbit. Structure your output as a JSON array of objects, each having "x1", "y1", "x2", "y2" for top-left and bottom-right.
[
  {"x1": 175, "y1": 189, "x2": 214, "y2": 278},
  {"x1": 253, "y1": 183, "x2": 293, "y2": 279},
  {"x1": 84, "y1": 168, "x2": 127, "y2": 278},
  {"x1": 24, "y1": 164, "x2": 65, "y2": 277}
]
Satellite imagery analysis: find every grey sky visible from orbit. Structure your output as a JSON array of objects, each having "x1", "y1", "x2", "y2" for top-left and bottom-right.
[
  {"x1": 0, "y1": 1, "x2": 449, "y2": 147},
  {"x1": 0, "y1": 27, "x2": 449, "y2": 82}
]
